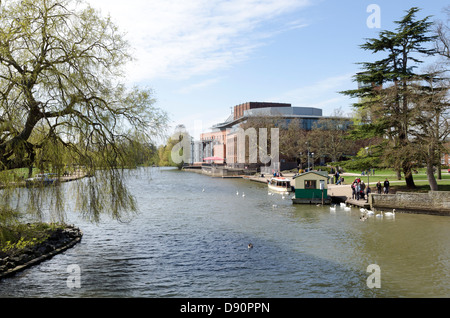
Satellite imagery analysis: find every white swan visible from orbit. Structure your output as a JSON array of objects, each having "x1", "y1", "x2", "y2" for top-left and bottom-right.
[
  {"x1": 340, "y1": 202, "x2": 346, "y2": 207},
  {"x1": 385, "y1": 209, "x2": 396, "y2": 217},
  {"x1": 236, "y1": 191, "x2": 239, "y2": 196},
  {"x1": 330, "y1": 205, "x2": 336, "y2": 211},
  {"x1": 360, "y1": 208, "x2": 367, "y2": 213},
  {"x1": 376, "y1": 212, "x2": 383, "y2": 218},
  {"x1": 344, "y1": 206, "x2": 351, "y2": 211},
  {"x1": 366, "y1": 210, "x2": 375, "y2": 216},
  {"x1": 242, "y1": 192, "x2": 245, "y2": 198}
]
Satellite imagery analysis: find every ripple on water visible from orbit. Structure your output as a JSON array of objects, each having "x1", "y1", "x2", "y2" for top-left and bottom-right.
[{"x1": 0, "y1": 168, "x2": 448, "y2": 298}]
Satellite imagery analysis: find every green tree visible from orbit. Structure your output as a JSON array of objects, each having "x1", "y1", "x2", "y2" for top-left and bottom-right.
[
  {"x1": 0, "y1": 0, "x2": 168, "y2": 222},
  {"x1": 409, "y1": 66, "x2": 449, "y2": 190},
  {"x1": 341, "y1": 7, "x2": 437, "y2": 189}
]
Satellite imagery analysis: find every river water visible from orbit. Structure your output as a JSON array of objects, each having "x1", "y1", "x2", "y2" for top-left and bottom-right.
[{"x1": 0, "y1": 167, "x2": 449, "y2": 298}]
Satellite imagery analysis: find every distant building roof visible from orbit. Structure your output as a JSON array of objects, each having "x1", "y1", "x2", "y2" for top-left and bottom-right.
[
  {"x1": 212, "y1": 106, "x2": 323, "y2": 129},
  {"x1": 293, "y1": 171, "x2": 330, "y2": 179}
]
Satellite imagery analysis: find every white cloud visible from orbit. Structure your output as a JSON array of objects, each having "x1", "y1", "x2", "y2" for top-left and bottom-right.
[
  {"x1": 86, "y1": 0, "x2": 312, "y2": 83},
  {"x1": 176, "y1": 77, "x2": 223, "y2": 94},
  {"x1": 271, "y1": 73, "x2": 356, "y2": 115}
]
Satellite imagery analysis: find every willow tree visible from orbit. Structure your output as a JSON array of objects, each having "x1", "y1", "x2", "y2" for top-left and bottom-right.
[
  {"x1": 341, "y1": 7, "x2": 437, "y2": 189},
  {"x1": 0, "y1": 0, "x2": 167, "y2": 223}
]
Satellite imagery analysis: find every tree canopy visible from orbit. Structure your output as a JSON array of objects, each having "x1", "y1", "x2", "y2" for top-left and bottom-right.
[
  {"x1": 0, "y1": 0, "x2": 168, "y2": 222},
  {"x1": 341, "y1": 7, "x2": 449, "y2": 189}
]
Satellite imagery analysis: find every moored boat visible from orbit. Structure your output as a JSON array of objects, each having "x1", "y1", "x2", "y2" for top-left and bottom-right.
[
  {"x1": 267, "y1": 177, "x2": 292, "y2": 192},
  {"x1": 25, "y1": 173, "x2": 57, "y2": 187}
]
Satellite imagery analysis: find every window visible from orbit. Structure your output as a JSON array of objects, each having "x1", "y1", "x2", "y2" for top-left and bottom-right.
[{"x1": 304, "y1": 180, "x2": 316, "y2": 189}]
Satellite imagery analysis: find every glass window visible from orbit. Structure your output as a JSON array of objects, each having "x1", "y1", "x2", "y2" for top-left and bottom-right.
[{"x1": 304, "y1": 180, "x2": 316, "y2": 189}]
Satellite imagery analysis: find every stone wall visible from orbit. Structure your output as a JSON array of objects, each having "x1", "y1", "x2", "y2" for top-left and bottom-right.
[{"x1": 370, "y1": 191, "x2": 450, "y2": 216}]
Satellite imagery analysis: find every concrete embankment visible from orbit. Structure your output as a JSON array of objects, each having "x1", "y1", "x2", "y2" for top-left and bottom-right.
[{"x1": 370, "y1": 192, "x2": 450, "y2": 216}]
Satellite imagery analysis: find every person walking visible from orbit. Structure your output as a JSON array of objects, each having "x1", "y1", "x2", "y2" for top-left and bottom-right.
[
  {"x1": 366, "y1": 187, "x2": 371, "y2": 203},
  {"x1": 376, "y1": 181, "x2": 382, "y2": 194},
  {"x1": 360, "y1": 181, "x2": 366, "y2": 200},
  {"x1": 351, "y1": 181, "x2": 356, "y2": 199},
  {"x1": 383, "y1": 178, "x2": 390, "y2": 194}
]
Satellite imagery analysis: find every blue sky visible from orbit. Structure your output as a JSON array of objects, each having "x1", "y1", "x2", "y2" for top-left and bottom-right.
[{"x1": 87, "y1": 0, "x2": 448, "y2": 140}]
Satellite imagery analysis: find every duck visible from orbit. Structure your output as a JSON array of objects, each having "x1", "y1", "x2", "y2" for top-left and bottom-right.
[
  {"x1": 248, "y1": 243, "x2": 253, "y2": 249},
  {"x1": 384, "y1": 209, "x2": 396, "y2": 217}
]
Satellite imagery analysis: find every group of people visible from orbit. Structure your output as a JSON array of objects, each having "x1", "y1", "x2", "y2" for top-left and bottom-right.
[
  {"x1": 376, "y1": 178, "x2": 390, "y2": 194},
  {"x1": 351, "y1": 178, "x2": 369, "y2": 201},
  {"x1": 351, "y1": 177, "x2": 390, "y2": 201}
]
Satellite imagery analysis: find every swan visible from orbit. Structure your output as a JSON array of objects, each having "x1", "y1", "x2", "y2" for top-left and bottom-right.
[
  {"x1": 344, "y1": 206, "x2": 351, "y2": 211},
  {"x1": 236, "y1": 191, "x2": 239, "y2": 196},
  {"x1": 366, "y1": 210, "x2": 375, "y2": 216},
  {"x1": 242, "y1": 192, "x2": 245, "y2": 198},
  {"x1": 376, "y1": 212, "x2": 383, "y2": 218},
  {"x1": 340, "y1": 202, "x2": 346, "y2": 207},
  {"x1": 385, "y1": 209, "x2": 396, "y2": 217},
  {"x1": 330, "y1": 205, "x2": 336, "y2": 211},
  {"x1": 360, "y1": 208, "x2": 367, "y2": 213}
]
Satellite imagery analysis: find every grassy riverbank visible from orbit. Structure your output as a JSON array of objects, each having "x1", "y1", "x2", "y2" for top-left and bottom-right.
[
  {"x1": 343, "y1": 168, "x2": 450, "y2": 192},
  {"x1": 0, "y1": 223, "x2": 65, "y2": 256},
  {"x1": 0, "y1": 222, "x2": 82, "y2": 278}
]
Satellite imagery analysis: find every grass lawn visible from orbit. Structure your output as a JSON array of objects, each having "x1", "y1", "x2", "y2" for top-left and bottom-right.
[{"x1": 345, "y1": 168, "x2": 450, "y2": 192}]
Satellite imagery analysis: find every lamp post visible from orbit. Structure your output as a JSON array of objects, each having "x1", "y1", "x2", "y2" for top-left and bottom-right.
[
  {"x1": 306, "y1": 142, "x2": 310, "y2": 171},
  {"x1": 365, "y1": 147, "x2": 371, "y2": 202}
]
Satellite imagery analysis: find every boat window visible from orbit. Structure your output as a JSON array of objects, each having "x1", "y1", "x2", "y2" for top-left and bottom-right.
[{"x1": 304, "y1": 180, "x2": 316, "y2": 189}]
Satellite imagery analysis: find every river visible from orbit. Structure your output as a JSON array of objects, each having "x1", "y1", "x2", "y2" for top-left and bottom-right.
[{"x1": 0, "y1": 167, "x2": 449, "y2": 298}]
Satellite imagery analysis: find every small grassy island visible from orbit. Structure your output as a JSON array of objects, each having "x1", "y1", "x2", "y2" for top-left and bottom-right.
[{"x1": 0, "y1": 223, "x2": 82, "y2": 279}]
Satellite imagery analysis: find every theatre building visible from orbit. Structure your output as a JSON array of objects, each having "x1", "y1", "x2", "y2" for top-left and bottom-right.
[{"x1": 196, "y1": 101, "x2": 331, "y2": 172}]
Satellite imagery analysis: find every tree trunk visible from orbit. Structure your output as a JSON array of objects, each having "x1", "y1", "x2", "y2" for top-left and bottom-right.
[
  {"x1": 403, "y1": 164, "x2": 416, "y2": 189},
  {"x1": 426, "y1": 160, "x2": 439, "y2": 191}
]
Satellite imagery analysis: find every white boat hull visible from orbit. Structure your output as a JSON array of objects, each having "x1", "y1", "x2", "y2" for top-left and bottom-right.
[{"x1": 268, "y1": 183, "x2": 292, "y2": 192}]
